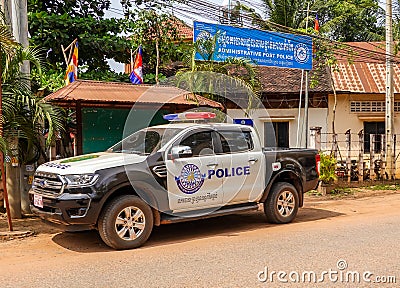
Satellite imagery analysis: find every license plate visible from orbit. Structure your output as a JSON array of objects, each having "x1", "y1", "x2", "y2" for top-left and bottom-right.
[{"x1": 33, "y1": 194, "x2": 43, "y2": 208}]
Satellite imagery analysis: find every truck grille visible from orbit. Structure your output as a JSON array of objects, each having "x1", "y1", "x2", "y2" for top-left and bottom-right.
[{"x1": 32, "y1": 172, "x2": 65, "y2": 196}]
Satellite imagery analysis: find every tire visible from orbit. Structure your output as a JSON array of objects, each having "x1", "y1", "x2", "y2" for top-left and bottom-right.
[
  {"x1": 98, "y1": 195, "x2": 154, "y2": 250},
  {"x1": 264, "y1": 182, "x2": 299, "y2": 224}
]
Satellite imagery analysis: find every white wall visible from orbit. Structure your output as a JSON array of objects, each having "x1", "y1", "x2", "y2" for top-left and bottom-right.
[{"x1": 227, "y1": 108, "x2": 328, "y2": 148}]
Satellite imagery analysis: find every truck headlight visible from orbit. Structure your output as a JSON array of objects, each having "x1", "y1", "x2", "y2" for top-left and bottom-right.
[{"x1": 62, "y1": 174, "x2": 99, "y2": 188}]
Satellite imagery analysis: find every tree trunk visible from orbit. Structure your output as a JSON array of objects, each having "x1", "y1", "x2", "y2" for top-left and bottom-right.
[
  {"x1": 0, "y1": 48, "x2": 13, "y2": 230},
  {"x1": 7, "y1": 162, "x2": 21, "y2": 218}
]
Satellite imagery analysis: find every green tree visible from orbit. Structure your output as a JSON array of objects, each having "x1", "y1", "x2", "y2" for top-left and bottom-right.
[
  {"x1": 313, "y1": 0, "x2": 384, "y2": 41},
  {"x1": 28, "y1": 0, "x2": 189, "y2": 85},
  {"x1": 28, "y1": 0, "x2": 130, "y2": 71},
  {"x1": 258, "y1": 0, "x2": 384, "y2": 41},
  {"x1": 28, "y1": 0, "x2": 111, "y2": 17},
  {"x1": 124, "y1": 6, "x2": 190, "y2": 83}
]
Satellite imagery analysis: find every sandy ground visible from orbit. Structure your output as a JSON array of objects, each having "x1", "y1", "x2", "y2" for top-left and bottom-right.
[
  {"x1": 0, "y1": 189, "x2": 399, "y2": 287},
  {"x1": 0, "y1": 187, "x2": 397, "y2": 244}
]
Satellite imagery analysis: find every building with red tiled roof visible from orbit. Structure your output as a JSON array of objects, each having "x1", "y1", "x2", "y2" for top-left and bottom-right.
[{"x1": 172, "y1": 18, "x2": 193, "y2": 41}]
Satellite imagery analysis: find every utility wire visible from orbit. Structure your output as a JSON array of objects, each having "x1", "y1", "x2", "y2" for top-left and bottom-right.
[{"x1": 111, "y1": 0, "x2": 400, "y2": 64}]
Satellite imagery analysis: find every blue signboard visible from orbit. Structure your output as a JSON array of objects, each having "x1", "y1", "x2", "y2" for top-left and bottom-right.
[
  {"x1": 194, "y1": 22, "x2": 313, "y2": 70},
  {"x1": 233, "y1": 119, "x2": 254, "y2": 126}
]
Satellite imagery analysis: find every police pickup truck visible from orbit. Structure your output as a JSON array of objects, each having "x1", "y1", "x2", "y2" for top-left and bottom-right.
[{"x1": 29, "y1": 112, "x2": 320, "y2": 249}]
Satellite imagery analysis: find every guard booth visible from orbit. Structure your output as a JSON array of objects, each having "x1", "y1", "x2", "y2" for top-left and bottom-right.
[
  {"x1": 81, "y1": 107, "x2": 167, "y2": 154},
  {"x1": 44, "y1": 80, "x2": 223, "y2": 158}
]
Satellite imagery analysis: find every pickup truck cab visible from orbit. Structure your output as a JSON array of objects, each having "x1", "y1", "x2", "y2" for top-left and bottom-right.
[{"x1": 30, "y1": 112, "x2": 320, "y2": 249}]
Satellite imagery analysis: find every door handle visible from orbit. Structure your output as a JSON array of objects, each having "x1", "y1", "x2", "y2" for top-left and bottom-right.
[
  {"x1": 207, "y1": 163, "x2": 218, "y2": 168},
  {"x1": 249, "y1": 158, "x2": 258, "y2": 163}
]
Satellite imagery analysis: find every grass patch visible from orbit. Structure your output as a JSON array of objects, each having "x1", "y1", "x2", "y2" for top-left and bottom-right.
[
  {"x1": 329, "y1": 187, "x2": 355, "y2": 197},
  {"x1": 367, "y1": 184, "x2": 400, "y2": 191},
  {"x1": 306, "y1": 190, "x2": 323, "y2": 197}
]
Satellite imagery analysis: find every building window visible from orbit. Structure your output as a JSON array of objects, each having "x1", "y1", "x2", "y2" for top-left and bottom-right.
[
  {"x1": 351, "y1": 101, "x2": 400, "y2": 113},
  {"x1": 364, "y1": 122, "x2": 385, "y2": 153},
  {"x1": 264, "y1": 122, "x2": 289, "y2": 148}
]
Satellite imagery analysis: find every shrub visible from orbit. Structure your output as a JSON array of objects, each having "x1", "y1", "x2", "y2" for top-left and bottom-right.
[{"x1": 319, "y1": 153, "x2": 337, "y2": 184}]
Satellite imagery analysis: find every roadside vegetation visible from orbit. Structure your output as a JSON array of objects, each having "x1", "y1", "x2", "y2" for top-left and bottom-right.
[{"x1": 307, "y1": 183, "x2": 400, "y2": 199}]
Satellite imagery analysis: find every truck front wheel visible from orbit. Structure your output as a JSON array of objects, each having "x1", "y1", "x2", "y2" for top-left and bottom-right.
[
  {"x1": 98, "y1": 195, "x2": 154, "y2": 249},
  {"x1": 264, "y1": 182, "x2": 299, "y2": 224}
]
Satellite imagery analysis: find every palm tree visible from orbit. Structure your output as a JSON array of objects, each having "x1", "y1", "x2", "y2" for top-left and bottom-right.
[
  {"x1": 0, "y1": 22, "x2": 65, "y2": 224},
  {"x1": 262, "y1": 0, "x2": 309, "y2": 29},
  {"x1": 175, "y1": 33, "x2": 262, "y2": 112},
  {"x1": 1, "y1": 46, "x2": 65, "y2": 158},
  {"x1": 0, "y1": 20, "x2": 19, "y2": 230}
]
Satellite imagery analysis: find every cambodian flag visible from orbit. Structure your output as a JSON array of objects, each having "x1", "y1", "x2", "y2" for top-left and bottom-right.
[
  {"x1": 130, "y1": 46, "x2": 143, "y2": 84},
  {"x1": 65, "y1": 41, "x2": 78, "y2": 86},
  {"x1": 314, "y1": 14, "x2": 320, "y2": 32}
]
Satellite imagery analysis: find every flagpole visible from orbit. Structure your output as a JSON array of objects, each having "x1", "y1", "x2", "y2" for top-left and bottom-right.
[
  {"x1": 66, "y1": 39, "x2": 78, "y2": 67},
  {"x1": 130, "y1": 49, "x2": 133, "y2": 72},
  {"x1": 130, "y1": 46, "x2": 139, "y2": 71}
]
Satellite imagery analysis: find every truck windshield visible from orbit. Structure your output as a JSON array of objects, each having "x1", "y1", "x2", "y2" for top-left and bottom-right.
[{"x1": 108, "y1": 127, "x2": 183, "y2": 155}]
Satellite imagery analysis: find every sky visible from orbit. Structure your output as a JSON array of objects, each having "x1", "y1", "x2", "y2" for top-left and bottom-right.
[
  {"x1": 106, "y1": 0, "x2": 231, "y2": 19},
  {"x1": 106, "y1": 0, "x2": 264, "y2": 23}
]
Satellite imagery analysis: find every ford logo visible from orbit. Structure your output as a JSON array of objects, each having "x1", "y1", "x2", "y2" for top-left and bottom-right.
[{"x1": 38, "y1": 180, "x2": 48, "y2": 189}]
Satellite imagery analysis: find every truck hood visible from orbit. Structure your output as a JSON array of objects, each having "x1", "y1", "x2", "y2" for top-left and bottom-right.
[{"x1": 36, "y1": 152, "x2": 148, "y2": 175}]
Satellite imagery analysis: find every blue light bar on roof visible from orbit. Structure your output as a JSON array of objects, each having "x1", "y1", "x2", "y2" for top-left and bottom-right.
[{"x1": 163, "y1": 114, "x2": 179, "y2": 121}]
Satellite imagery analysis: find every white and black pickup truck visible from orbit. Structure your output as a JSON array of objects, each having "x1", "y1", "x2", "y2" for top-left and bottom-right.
[{"x1": 29, "y1": 112, "x2": 320, "y2": 249}]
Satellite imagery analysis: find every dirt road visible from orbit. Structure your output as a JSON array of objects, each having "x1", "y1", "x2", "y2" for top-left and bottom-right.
[{"x1": 0, "y1": 191, "x2": 399, "y2": 287}]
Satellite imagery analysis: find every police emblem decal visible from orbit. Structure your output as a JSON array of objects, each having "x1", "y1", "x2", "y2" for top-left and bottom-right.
[
  {"x1": 175, "y1": 164, "x2": 206, "y2": 194},
  {"x1": 294, "y1": 43, "x2": 310, "y2": 64}
]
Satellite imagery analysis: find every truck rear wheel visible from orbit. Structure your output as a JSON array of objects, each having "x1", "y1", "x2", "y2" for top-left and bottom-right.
[
  {"x1": 98, "y1": 195, "x2": 153, "y2": 250},
  {"x1": 264, "y1": 182, "x2": 299, "y2": 224}
]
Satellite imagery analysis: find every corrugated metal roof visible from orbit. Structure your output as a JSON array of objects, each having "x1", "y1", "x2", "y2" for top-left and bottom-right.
[
  {"x1": 332, "y1": 62, "x2": 400, "y2": 93},
  {"x1": 45, "y1": 80, "x2": 223, "y2": 108},
  {"x1": 332, "y1": 42, "x2": 400, "y2": 93}
]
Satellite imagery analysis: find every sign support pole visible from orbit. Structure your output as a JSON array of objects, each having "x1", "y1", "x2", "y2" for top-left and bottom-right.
[
  {"x1": 301, "y1": 3, "x2": 317, "y2": 148},
  {"x1": 296, "y1": 70, "x2": 304, "y2": 147}
]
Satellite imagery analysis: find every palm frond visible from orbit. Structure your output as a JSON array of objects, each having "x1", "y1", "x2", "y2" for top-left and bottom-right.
[{"x1": 0, "y1": 25, "x2": 18, "y2": 57}]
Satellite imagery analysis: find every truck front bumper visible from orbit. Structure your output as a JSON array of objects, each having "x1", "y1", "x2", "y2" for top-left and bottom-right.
[{"x1": 29, "y1": 189, "x2": 98, "y2": 231}]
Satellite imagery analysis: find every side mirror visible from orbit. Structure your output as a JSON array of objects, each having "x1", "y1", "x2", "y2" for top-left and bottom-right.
[{"x1": 170, "y1": 145, "x2": 193, "y2": 159}]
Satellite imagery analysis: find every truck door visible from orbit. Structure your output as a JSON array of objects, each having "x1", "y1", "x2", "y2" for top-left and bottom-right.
[
  {"x1": 216, "y1": 129, "x2": 265, "y2": 204},
  {"x1": 166, "y1": 130, "x2": 223, "y2": 212}
]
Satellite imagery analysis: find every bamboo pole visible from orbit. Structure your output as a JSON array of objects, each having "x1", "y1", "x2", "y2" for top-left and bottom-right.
[
  {"x1": 61, "y1": 38, "x2": 77, "y2": 67},
  {"x1": 130, "y1": 46, "x2": 139, "y2": 73}
]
